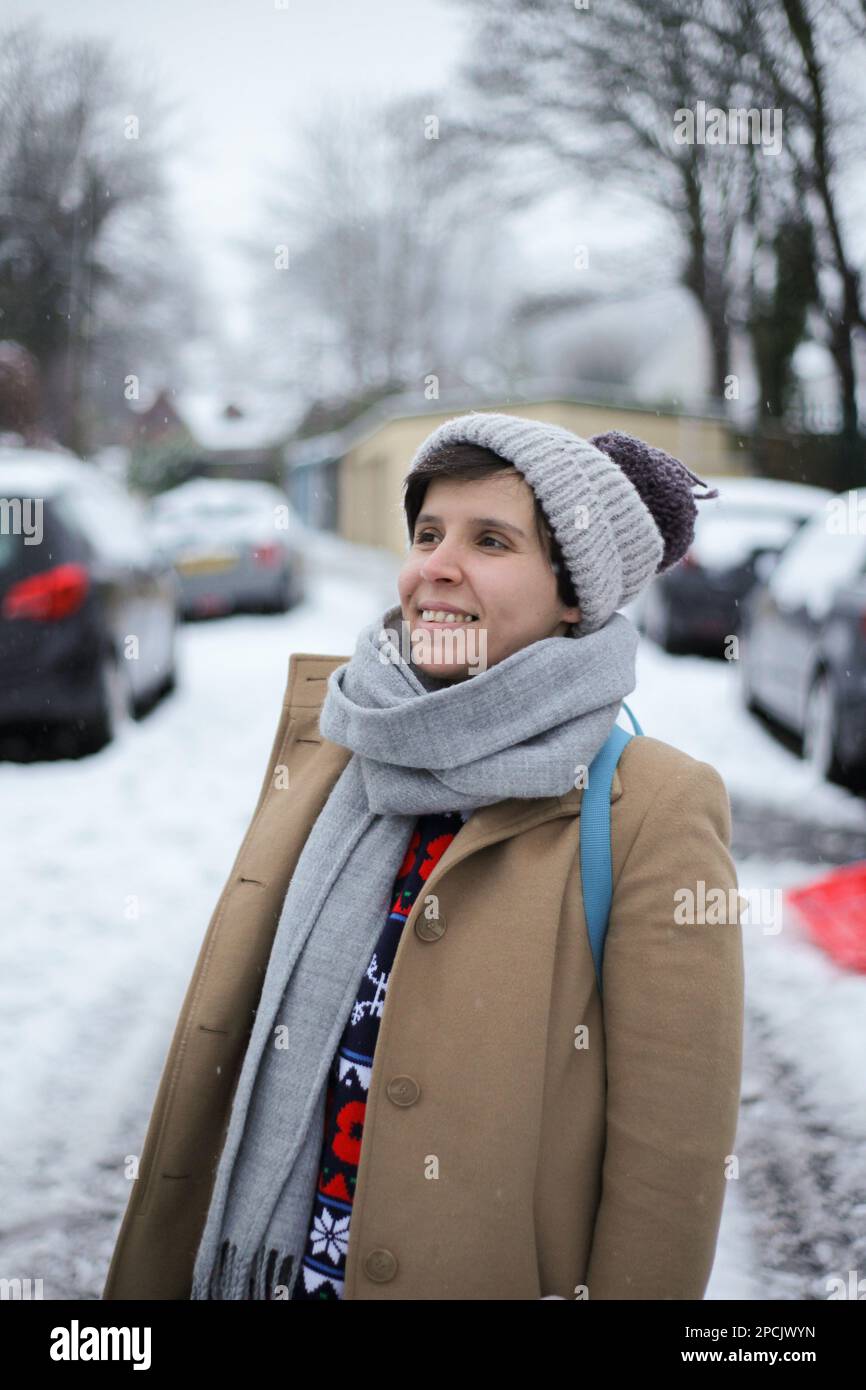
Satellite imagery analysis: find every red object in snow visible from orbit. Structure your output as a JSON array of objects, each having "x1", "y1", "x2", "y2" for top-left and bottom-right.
[{"x1": 785, "y1": 861, "x2": 866, "y2": 972}]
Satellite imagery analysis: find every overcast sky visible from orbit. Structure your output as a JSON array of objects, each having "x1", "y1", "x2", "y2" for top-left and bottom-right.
[
  {"x1": 0, "y1": 0, "x2": 470, "y2": 343},
  {"x1": 3, "y1": 0, "x2": 863, "y2": 412}
]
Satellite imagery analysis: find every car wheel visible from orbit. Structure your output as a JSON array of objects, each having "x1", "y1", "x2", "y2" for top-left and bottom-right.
[
  {"x1": 270, "y1": 570, "x2": 294, "y2": 613},
  {"x1": 76, "y1": 650, "x2": 133, "y2": 755},
  {"x1": 738, "y1": 635, "x2": 762, "y2": 714},
  {"x1": 158, "y1": 629, "x2": 179, "y2": 697},
  {"x1": 803, "y1": 672, "x2": 844, "y2": 783}
]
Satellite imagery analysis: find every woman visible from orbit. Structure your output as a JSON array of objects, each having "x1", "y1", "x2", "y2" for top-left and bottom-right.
[{"x1": 103, "y1": 411, "x2": 744, "y2": 1301}]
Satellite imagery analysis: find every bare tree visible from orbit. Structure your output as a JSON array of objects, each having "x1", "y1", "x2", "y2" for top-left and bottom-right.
[
  {"x1": 443, "y1": 0, "x2": 865, "y2": 439},
  {"x1": 0, "y1": 19, "x2": 206, "y2": 453},
  {"x1": 675, "y1": 0, "x2": 866, "y2": 449},
  {"x1": 441, "y1": 0, "x2": 761, "y2": 402},
  {"x1": 745, "y1": 0, "x2": 863, "y2": 442},
  {"x1": 241, "y1": 88, "x2": 526, "y2": 412}
]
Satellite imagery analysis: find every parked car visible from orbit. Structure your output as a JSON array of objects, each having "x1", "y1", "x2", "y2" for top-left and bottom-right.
[
  {"x1": 0, "y1": 448, "x2": 179, "y2": 756},
  {"x1": 147, "y1": 478, "x2": 307, "y2": 619},
  {"x1": 739, "y1": 488, "x2": 866, "y2": 789},
  {"x1": 635, "y1": 475, "x2": 834, "y2": 656}
]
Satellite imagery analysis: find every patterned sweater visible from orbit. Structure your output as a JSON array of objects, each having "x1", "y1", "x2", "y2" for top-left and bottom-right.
[{"x1": 290, "y1": 808, "x2": 470, "y2": 1300}]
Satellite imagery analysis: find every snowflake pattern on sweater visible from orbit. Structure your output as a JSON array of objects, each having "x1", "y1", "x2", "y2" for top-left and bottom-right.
[{"x1": 290, "y1": 808, "x2": 470, "y2": 1300}]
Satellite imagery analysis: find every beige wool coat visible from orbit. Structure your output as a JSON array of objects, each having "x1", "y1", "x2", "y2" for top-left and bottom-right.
[{"x1": 102, "y1": 649, "x2": 745, "y2": 1301}]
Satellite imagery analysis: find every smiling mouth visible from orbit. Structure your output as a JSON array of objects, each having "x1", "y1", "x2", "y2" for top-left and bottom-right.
[{"x1": 415, "y1": 606, "x2": 480, "y2": 624}]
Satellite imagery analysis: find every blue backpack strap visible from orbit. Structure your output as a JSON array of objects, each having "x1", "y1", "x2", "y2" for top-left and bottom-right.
[
  {"x1": 621, "y1": 700, "x2": 643, "y2": 736},
  {"x1": 580, "y1": 701, "x2": 643, "y2": 994}
]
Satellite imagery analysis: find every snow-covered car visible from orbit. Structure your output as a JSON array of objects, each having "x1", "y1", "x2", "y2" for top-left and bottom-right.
[
  {"x1": 635, "y1": 475, "x2": 834, "y2": 656},
  {"x1": 148, "y1": 477, "x2": 307, "y2": 619},
  {"x1": 0, "y1": 448, "x2": 179, "y2": 756},
  {"x1": 739, "y1": 488, "x2": 866, "y2": 789}
]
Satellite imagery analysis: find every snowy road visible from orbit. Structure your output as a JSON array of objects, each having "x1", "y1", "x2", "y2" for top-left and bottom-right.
[{"x1": 1, "y1": 532, "x2": 864, "y2": 1300}]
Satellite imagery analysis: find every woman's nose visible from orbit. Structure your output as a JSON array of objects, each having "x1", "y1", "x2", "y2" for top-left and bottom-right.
[{"x1": 420, "y1": 539, "x2": 463, "y2": 580}]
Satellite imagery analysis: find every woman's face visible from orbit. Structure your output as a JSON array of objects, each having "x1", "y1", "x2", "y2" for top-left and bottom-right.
[{"x1": 397, "y1": 471, "x2": 581, "y2": 682}]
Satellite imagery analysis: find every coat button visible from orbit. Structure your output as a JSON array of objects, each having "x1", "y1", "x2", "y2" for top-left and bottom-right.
[
  {"x1": 414, "y1": 909, "x2": 446, "y2": 941},
  {"x1": 364, "y1": 1248, "x2": 397, "y2": 1282},
  {"x1": 386, "y1": 1075, "x2": 420, "y2": 1106}
]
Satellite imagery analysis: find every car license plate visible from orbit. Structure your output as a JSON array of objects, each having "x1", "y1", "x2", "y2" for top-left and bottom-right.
[{"x1": 176, "y1": 552, "x2": 238, "y2": 575}]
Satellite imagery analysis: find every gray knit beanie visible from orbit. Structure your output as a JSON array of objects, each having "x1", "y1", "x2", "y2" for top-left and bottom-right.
[{"x1": 407, "y1": 411, "x2": 719, "y2": 638}]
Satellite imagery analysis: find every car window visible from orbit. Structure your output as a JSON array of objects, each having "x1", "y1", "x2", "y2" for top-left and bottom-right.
[{"x1": 0, "y1": 495, "x2": 62, "y2": 576}]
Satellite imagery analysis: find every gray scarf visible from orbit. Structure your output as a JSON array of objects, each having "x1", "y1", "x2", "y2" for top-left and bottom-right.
[{"x1": 190, "y1": 602, "x2": 638, "y2": 1299}]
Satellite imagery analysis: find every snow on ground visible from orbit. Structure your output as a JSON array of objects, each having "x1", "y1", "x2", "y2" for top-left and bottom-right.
[
  {"x1": 0, "y1": 531, "x2": 863, "y2": 1300},
  {"x1": 0, "y1": 533, "x2": 396, "y2": 1300},
  {"x1": 709, "y1": 855, "x2": 866, "y2": 1299}
]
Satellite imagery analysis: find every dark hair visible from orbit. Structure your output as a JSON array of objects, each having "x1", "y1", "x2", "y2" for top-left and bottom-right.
[{"x1": 402, "y1": 442, "x2": 579, "y2": 609}]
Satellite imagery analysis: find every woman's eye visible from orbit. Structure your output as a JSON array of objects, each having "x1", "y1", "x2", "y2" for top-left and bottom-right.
[{"x1": 414, "y1": 530, "x2": 507, "y2": 549}]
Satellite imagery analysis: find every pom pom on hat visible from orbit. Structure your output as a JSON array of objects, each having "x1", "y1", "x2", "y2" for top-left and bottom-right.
[{"x1": 589, "y1": 430, "x2": 719, "y2": 574}]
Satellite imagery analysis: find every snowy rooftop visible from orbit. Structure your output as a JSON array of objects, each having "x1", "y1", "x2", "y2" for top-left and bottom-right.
[{"x1": 130, "y1": 389, "x2": 298, "y2": 452}]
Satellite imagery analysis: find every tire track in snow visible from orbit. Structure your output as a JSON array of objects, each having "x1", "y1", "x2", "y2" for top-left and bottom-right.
[{"x1": 736, "y1": 1000, "x2": 866, "y2": 1299}]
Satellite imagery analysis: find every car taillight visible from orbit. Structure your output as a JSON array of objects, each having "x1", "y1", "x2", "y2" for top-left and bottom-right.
[
  {"x1": 252, "y1": 542, "x2": 282, "y2": 568},
  {"x1": 2, "y1": 562, "x2": 90, "y2": 620}
]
